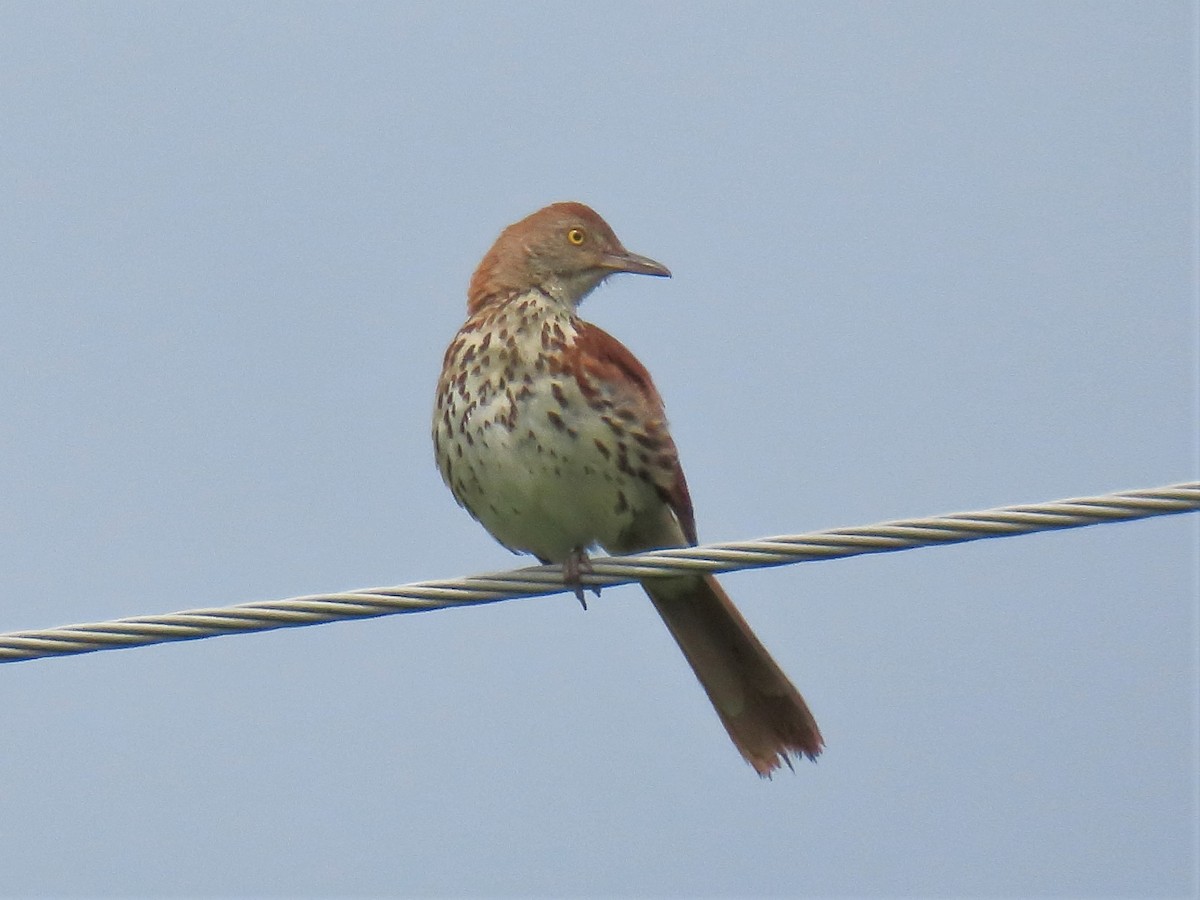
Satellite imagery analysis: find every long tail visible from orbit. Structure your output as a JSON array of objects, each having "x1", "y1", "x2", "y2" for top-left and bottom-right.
[{"x1": 642, "y1": 573, "x2": 823, "y2": 776}]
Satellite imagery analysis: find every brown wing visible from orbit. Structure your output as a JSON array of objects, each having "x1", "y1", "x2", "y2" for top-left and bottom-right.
[{"x1": 567, "y1": 320, "x2": 698, "y2": 546}]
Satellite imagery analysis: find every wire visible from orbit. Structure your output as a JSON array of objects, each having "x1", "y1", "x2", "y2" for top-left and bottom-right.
[{"x1": 2, "y1": 482, "x2": 1196, "y2": 664}]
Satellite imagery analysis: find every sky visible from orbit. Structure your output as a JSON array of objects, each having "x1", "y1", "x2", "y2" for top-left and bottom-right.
[{"x1": 1, "y1": 2, "x2": 1197, "y2": 897}]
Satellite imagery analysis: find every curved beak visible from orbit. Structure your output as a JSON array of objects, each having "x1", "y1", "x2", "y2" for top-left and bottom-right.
[{"x1": 602, "y1": 249, "x2": 671, "y2": 278}]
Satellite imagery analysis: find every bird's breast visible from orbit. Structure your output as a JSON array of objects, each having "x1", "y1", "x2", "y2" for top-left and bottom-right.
[{"x1": 433, "y1": 297, "x2": 658, "y2": 562}]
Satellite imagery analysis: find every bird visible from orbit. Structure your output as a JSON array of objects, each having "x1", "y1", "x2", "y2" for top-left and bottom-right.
[{"x1": 432, "y1": 202, "x2": 823, "y2": 775}]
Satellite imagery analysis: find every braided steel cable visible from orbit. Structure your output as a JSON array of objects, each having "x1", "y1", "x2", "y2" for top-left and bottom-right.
[{"x1": 2, "y1": 482, "x2": 1196, "y2": 664}]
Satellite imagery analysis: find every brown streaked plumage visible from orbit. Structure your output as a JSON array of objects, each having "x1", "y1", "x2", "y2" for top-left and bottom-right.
[{"x1": 433, "y1": 201, "x2": 823, "y2": 775}]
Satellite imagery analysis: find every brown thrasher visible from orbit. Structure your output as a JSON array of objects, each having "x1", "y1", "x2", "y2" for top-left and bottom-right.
[{"x1": 432, "y1": 202, "x2": 823, "y2": 774}]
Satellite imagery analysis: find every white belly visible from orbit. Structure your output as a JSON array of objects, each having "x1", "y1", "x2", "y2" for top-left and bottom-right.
[{"x1": 449, "y1": 377, "x2": 645, "y2": 562}]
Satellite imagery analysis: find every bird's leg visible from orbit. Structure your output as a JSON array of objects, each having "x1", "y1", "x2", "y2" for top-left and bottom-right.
[{"x1": 563, "y1": 547, "x2": 600, "y2": 610}]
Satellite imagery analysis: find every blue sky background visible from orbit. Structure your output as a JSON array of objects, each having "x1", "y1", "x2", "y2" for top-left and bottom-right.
[{"x1": 2, "y1": 2, "x2": 1197, "y2": 896}]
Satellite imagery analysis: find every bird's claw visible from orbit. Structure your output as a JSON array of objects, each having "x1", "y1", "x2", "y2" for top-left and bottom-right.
[{"x1": 564, "y1": 548, "x2": 601, "y2": 610}]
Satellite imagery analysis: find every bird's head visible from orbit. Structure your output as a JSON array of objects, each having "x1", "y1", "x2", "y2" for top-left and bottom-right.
[{"x1": 468, "y1": 202, "x2": 670, "y2": 313}]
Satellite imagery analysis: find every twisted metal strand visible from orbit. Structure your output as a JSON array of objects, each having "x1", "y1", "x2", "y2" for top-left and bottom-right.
[{"x1": 2, "y1": 482, "x2": 1196, "y2": 664}]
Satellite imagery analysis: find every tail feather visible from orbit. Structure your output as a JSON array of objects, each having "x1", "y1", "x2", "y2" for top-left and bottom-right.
[{"x1": 642, "y1": 573, "x2": 823, "y2": 776}]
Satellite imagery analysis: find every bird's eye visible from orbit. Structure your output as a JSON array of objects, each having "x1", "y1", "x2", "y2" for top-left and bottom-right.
[{"x1": 566, "y1": 228, "x2": 586, "y2": 246}]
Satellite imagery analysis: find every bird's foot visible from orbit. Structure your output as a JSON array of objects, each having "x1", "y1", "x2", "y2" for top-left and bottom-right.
[{"x1": 563, "y1": 548, "x2": 600, "y2": 610}]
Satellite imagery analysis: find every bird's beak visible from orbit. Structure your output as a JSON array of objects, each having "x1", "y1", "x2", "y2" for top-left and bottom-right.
[{"x1": 602, "y1": 250, "x2": 671, "y2": 278}]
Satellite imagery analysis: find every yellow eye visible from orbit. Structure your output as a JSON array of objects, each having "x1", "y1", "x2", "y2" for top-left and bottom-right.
[{"x1": 566, "y1": 227, "x2": 586, "y2": 246}]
